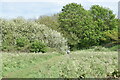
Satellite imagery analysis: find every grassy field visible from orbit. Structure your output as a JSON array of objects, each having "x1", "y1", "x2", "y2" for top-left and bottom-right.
[
  {"x1": 0, "y1": 52, "x2": 2, "y2": 79},
  {"x1": 1, "y1": 50, "x2": 118, "y2": 78}
]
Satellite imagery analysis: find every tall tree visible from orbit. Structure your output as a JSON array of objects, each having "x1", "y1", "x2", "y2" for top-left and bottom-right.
[
  {"x1": 59, "y1": 3, "x2": 99, "y2": 50},
  {"x1": 59, "y1": 3, "x2": 118, "y2": 50},
  {"x1": 90, "y1": 5, "x2": 118, "y2": 45}
]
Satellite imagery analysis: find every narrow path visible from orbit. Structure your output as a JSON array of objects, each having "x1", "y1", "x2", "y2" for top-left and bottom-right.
[{"x1": 4, "y1": 54, "x2": 65, "y2": 78}]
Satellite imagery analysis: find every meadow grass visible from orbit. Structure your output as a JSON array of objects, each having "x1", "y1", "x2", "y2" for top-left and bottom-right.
[
  {"x1": 0, "y1": 52, "x2": 2, "y2": 79},
  {"x1": 2, "y1": 50, "x2": 118, "y2": 78}
]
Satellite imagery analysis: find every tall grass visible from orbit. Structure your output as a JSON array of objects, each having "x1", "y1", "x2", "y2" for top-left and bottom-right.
[
  {"x1": 2, "y1": 51, "x2": 118, "y2": 78},
  {"x1": 0, "y1": 52, "x2": 2, "y2": 79}
]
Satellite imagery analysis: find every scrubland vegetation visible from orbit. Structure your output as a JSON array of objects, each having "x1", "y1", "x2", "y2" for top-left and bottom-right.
[
  {"x1": 0, "y1": 3, "x2": 119, "y2": 78},
  {"x1": 0, "y1": 18, "x2": 68, "y2": 53},
  {"x1": 1, "y1": 51, "x2": 118, "y2": 78}
]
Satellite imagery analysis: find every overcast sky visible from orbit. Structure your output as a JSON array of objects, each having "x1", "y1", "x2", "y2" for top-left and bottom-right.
[{"x1": 0, "y1": 0, "x2": 119, "y2": 19}]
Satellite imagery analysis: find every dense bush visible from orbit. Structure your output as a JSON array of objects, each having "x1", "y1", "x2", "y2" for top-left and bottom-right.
[
  {"x1": 0, "y1": 18, "x2": 68, "y2": 53},
  {"x1": 16, "y1": 37, "x2": 29, "y2": 47},
  {"x1": 30, "y1": 40, "x2": 47, "y2": 53}
]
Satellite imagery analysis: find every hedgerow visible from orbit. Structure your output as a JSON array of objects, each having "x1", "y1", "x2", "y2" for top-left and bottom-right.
[{"x1": 0, "y1": 18, "x2": 68, "y2": 53}]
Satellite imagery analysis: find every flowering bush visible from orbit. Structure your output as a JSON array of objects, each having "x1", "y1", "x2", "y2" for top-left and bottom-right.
[{"x1": 0, "y1": 18, "x2": 68, "y2": 53}]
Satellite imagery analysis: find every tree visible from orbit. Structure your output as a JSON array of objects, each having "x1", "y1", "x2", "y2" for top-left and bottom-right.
[
  {"x1": 90, "y1": 5, "x2": 118, "y2": 45},
  {"x1": 59, "y1": 3, "x2": 118, "y2": 50},
  {"x1": 35, "y1": 14, "x2": 59, "y2": 31},
  {"x1": 59, "y1": 3, "x2": 100, "y2": 50}
]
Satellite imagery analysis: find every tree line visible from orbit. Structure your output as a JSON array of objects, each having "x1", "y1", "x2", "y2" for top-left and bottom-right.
[
  {"x1": 0, "y1": 3, "x2": 119, "y2": 52},
  {"x1": 36, "y1": 3, "x2": 119, "y2": 51}
]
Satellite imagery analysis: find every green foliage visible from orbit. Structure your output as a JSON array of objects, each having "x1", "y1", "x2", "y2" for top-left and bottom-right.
[
  {"x1": 1, "y1": 3, "x2": 118, "y2": 51},
  {"x1": 59, "y1": 3, "x2": 99, "y2": 50},
  {"x1": 2, "y1": 51, "x2": 118, "y2": 78},
  {"x1": 1, "y1": 18, "x2": 68, "y2": 53},
  {"x1": 0, "y1": 53, "x2": 2, "y2": 79},
  {"x1": 108, "y1": 45, "x2": 120, "y2": 51},
  {"x1": 104, "y1": 29, "x2": 119, "y2": 44},
  {"x1": 2, "y1": 52, "x2": 61, "y2": 77},
  {"x1": 35, "y1": 14, "x2": 59, "y2": 31},
  {"x1": 90, "y1": 5, "x2": 118, "y2": 45},
  {"x1": 59, "y1": 3, "x2": 118, "y2": 50},
  {"x1": 30, "y1": 40, "x2": 47, "y2": 53},
  {"x1": 16, "y1": 37, "x2": 29, "y2": 47}
]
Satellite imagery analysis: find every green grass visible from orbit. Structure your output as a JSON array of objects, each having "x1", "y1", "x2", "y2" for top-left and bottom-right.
[
  {"x1": 0, "y1": 52, "x2": 2, "y2": 79},
  {"x1": 2, "y1": 50, "x2": 118, "y2": 78},
  {"x1": 109, "y1": 45, "x2": 120, "y2": 51}
]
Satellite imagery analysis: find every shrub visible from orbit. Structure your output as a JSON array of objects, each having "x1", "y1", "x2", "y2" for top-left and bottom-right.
[
  {"x1": 0, "y1": 18, "x2": 68, "y2": 53},
  {"x1": 103, "y1": 28, "x2": 119, "y2": 45},
  {"x1": 16, "y1": 37, "x2": 29, "y2": 47},
  {"x1": 30, "y1": 40, "x2": 47, "y2": 53}
]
